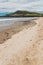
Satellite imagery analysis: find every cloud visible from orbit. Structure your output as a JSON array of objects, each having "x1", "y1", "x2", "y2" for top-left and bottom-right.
[{"x1": 0, "y1": 0, "x2": 43, "y2": 12}]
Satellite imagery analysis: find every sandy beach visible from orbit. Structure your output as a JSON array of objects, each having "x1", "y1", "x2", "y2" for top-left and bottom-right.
[{"x1": 0, "y1": 17, "x2": 43, "y2": 65}]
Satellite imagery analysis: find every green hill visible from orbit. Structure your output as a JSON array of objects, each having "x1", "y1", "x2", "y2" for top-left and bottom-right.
[{"x1": 2, "y1": 10, "x2": 43, "y2": 17}]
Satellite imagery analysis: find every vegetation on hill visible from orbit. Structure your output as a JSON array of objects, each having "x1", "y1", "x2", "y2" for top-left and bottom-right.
[{"x1": 0, "y1": 10, "x2": 43, "y2": 17}]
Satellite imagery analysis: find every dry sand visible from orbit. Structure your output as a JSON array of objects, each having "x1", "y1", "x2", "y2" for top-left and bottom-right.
[{"x1": 0, "y1": 17, "x2": 43, "y2": 65}]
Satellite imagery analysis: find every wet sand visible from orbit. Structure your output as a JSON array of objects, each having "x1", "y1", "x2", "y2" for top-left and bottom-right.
[{"x1": 0, "y1": 20, "x2": 36, "y2": 44}]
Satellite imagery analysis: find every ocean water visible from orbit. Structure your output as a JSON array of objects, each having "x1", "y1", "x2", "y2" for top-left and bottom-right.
[
  {"x1": 0, "y1": 12, "x2": 11, "y2": 16},
  {"x1": 0, "y1": 17, "x2": 37, "y2": 31}
]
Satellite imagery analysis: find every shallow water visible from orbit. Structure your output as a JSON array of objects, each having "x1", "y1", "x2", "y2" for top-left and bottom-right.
[{"x1": 0, "y1": 17, "x2": 37, "y2": 31}]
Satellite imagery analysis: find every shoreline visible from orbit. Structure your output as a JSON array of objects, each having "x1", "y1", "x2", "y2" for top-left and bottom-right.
[
  {"x1": 0, "y1": 17, "x2": 43, "y2": 65},
  {"x1": 0, "y1": 19, "x2": 36, "y2": 44},
  {"x1": 0, "y1": 17, "x2": 37, "y2": 31}
]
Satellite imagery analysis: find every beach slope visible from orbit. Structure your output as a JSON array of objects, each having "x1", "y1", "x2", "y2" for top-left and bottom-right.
[{"x1": 0, "y1": 17, "x2": 43, "y2": 65}]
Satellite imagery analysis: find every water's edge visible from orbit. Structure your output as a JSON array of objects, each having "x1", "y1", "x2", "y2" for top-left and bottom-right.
[{"x1": 0, "y1": 17, "x2": 38, "y2": 31}]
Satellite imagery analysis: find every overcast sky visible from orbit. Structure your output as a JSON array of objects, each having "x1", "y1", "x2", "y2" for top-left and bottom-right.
[{"x1": 0, "y1": 0, "x2": 43, "y2": 12}]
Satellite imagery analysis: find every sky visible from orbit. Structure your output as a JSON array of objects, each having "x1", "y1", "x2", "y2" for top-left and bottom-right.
[{"x1": 0, "y1": 0, "x2": 43, "y2": 12}]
